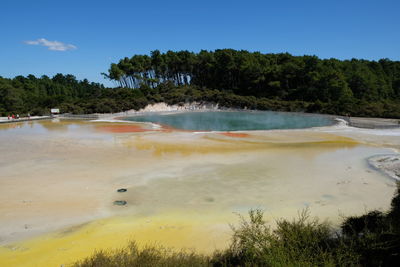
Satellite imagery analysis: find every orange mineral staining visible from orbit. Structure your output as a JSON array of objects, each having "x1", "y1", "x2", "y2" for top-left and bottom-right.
[
  {"x1": 96, "y1": 124, "x2": 151, "y2": 133},
  {"x1": 220, "y1": 132, "x2": 250, "y2": 138}
]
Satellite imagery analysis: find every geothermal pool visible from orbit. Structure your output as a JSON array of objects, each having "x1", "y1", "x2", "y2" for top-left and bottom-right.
[
  {"x1": 0, "y1": 116, "x2": 399, "y2": 266},
  {"x1": 124, "y1": 111, "x2": 334, "y2": 131}
]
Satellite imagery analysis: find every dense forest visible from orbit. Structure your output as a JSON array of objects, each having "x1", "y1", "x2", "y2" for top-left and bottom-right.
[
  {"x1": 107, "y1": 50, "x2": 400, "y2": 101},
  {"x1": 0, "y1": 74, "x2": 147, "y2": 115},
  {"x1": 105, "y1": 49, "x2": 400, "y2": 117},
  {"x1": 1, "y1": 49, "x2": 400, "y2": 118}
]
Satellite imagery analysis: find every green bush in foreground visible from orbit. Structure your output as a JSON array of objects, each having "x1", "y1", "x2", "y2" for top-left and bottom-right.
[
  {"x1": 212, "y1": 210, "x2": 358, "y2": 267},
  {"x1": 73, "y1": 242, "x2": 210, "y2": 267},
  {"x1": 340, "y1": 184, "x2": 400, "y2": 267},
  {"x1": 74, "y1": 184, "x2": 400, "y2": 267}
]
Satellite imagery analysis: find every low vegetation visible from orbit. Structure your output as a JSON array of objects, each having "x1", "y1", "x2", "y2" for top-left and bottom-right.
[
  {"x1": 73, "y1": 243, "x2": 210, "y2": 267},
  {"x1": 74, "y1": 184, "x2": 400, "y2": 267}
]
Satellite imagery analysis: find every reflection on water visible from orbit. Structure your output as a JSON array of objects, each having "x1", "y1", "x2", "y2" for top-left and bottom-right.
[{"x1": 124, "y1": 111, "x2": 334, "y2": 131}]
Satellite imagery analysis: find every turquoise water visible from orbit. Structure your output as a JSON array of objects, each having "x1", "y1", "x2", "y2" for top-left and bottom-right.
[{"x1": 124, "y1": 111, "x2": 334, "y2": 131}]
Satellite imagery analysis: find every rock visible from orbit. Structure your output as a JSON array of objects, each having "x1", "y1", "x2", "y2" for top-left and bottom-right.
[
  {"x1": 113, "y1": 200, "x2": 127, "y2": 206},
  {"x1": 117, "y1": 188, "x2": 127, "y2": 193}
]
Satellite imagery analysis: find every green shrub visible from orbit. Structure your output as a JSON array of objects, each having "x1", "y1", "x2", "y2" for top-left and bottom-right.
[
  {"x1": 212, "y1": 209, "x2": 358, "y2": 267},
  {"x1": 341, "y1": 183, "x2": 400, "y2": 266},
  {"x1": 73, "y1": 242, "x2": 210, "y2": 267}
]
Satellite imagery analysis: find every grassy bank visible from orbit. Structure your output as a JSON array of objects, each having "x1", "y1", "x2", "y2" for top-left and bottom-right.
[{"x1": 74, "y1": 184, "x2": 400, "y2": 267}]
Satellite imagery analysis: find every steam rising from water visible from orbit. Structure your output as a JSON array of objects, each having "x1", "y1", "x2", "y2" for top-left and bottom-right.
[{"x1": 124, "y1": 111, "x2": 334, "y2": 131}]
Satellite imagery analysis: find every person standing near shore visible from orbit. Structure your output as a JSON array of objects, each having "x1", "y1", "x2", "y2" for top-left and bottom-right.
[{"x1": 7, "y1": 114, "x2": 10, "y2": 120}]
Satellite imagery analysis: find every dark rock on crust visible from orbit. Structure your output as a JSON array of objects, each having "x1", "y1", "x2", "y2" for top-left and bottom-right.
[
  {"x1": 113, "y1": 200, "x2": 127, "y2": 206},
  {"x1": 117, "y1": 188, "x2": 127, "y2": 193}
]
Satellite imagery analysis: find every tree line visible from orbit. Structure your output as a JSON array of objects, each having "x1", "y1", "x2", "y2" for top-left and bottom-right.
[
  {"x1": 0, "y1": 74, "x2": 147, "y2": 115},
  {"x1": 106, "y1": 49, "x2": 400, "y2": 104},
  {"x1": 1, "y1": 49, "x2": 400, "y2": 118}
]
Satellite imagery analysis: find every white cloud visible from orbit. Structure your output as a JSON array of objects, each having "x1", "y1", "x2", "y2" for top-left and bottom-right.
[{"x1": 24, "y1": 38, "x2": 77, "y2": 51}]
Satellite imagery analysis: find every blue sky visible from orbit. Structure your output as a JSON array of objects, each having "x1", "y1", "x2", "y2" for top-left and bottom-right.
[{"x1": 1, "y1": 0, "x2": 399, "y2": 87}]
